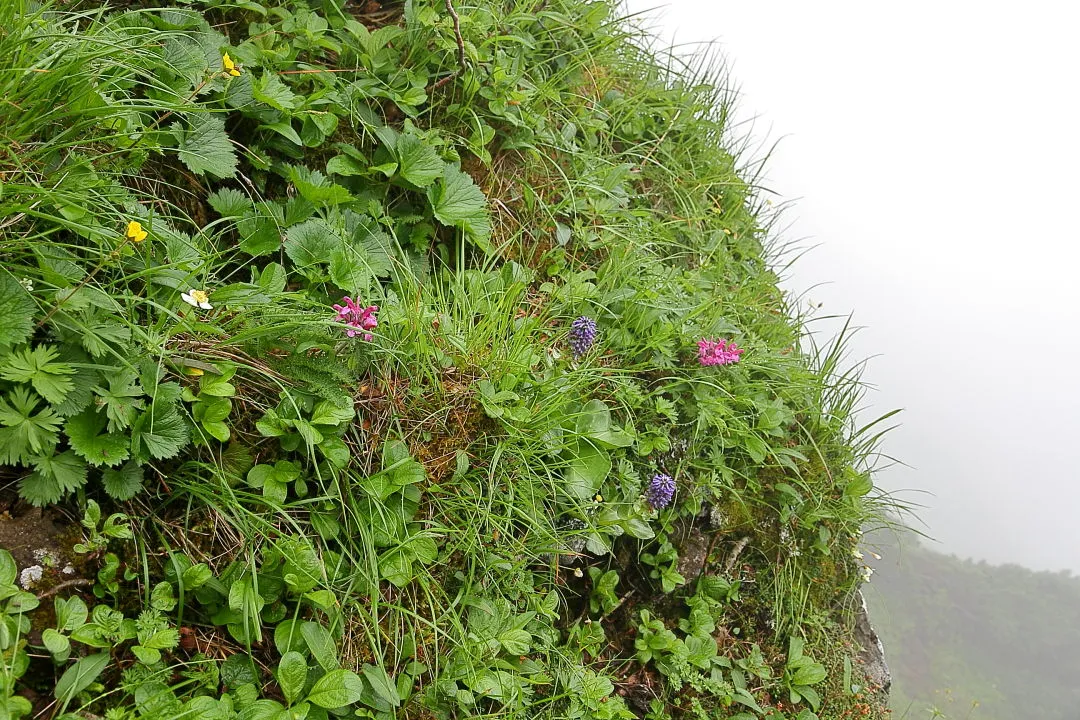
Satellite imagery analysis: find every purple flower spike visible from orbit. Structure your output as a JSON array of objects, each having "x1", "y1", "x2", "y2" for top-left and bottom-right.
[
  {"x1": 646, "y1": 473, "x2": 676, "y2": 510},
  {"x1": 569, "y1": 316, "x2": 598, "y2": 358},
  {"x1": 697, "y1": 338, "x2": 744, "y2": 366},
  {"x1": 333, "y1": 297, "x2": 379, "y2": 341}
]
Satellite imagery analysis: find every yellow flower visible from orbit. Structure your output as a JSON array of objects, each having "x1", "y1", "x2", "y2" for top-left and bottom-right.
[
  {"x1": 222, "y1": 53, "x2": 241, "y2": 77},
  {"x1": 125, "y1": 220, "x2": 148, "y2": 243},
  {"x1": 181, "y1": 288, "x2": 213, "y2": 310}
]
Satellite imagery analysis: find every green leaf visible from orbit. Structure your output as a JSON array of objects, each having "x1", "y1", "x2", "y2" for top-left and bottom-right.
[
  {"x1": 427, "y1": 164, "x2": 491, "y2": 249},
  {"x1": 0, "y1": 273, "x2": 35, "y2": 349},
  {"x1": 238, "y1": 201, "x2": 284, "y2": 257},
  {"x1": 361, "y1": 664, "x2": 401, "y2": 708},
  {"x1": 102, "y1": 461, "x2": 144, "y2": 501},
  {"x1": 326, "y1": 154, "x2": 366, "y2": 177},
  {"x1": 564, "y1": 440, "x2": 610, "y2": 499},
  {"x1": 93, "y1": 368, "x2": 145, "y2": 432},
  {"x1": 306, "y1": 669, "x2": 364, "y2": 708},
  {"x1": 287, "y1": 166, "x2": 353, "y2": 207},
  {"x1": 151, "y1": 582, "x2": 177, "y2": 612},
  {"x1": 792, "y1": 663, "x2": 827, "y2": 687},
  {"x1": 261, "y1": 120, "x2": 302, "y2": 146},
  {"x1": 220, "y1": 653, "x2": 260, "y2": 689},
  {"x1": 310, "y1": 399, "x2": 354, "y2": 426},
  {"x1": 0, "y1": 386, "x2": 62, "y2": 464},
  {"x1": 377, "y1": 549, "x2": 412, "y2": 587},
  {"x1": 65, "y1": 409, "x2": 129, "y2": 467},
  {"x1": 277, "y1": 651, "x2": 308, "y2": 704},
  {"x1": 844, "y1": 473, "x2": 873, "y2": 498},
  {"x1": 181, "y1": 563, "x2": 213, "y2": 590},
  {"x1": 0, "y1": 550, "x2": 16, "y2": 586},
  {"x1": 253, "y1": 73, "x2": 298, "y2": 111},
  {"x1": 395, "y1": 134, "x2": 443, "y2": 187},
  {"x1": 301, "y1": 621, "x2": 338, "y2": 672},
  {"x1": 131, "y1": 400, "x2": 189, "y2": 461},
  {"x1": 21, "y1": 451, "x2": 89, "y2": 506},
  {"x1": 208, "y1": 187, "x2": 250, "y2": 216},
  {"x1": 0, "y1": 346, "x2": 75, "y2": 405},
  {"x1": 285, "y1": 218, "x2": 340, "y2": 270},
  {"x1": 174, "y1": 114, "x2": 238, "y2": 179},
  {"x1": 280, "y1": 537, "x2": 322, "y2": 593},
  {"x1": 42, "y1": 628, "x2": 71, "y2": 662},
  {"x1": 54, "y1": 652, "x2": 110, "y2": 702},
  {"x1": 498, "y1": 628, "x2": 531, "y2": 655},
  {"x1": 55, "y1": 595, "x2": 88, "y2": 631}
]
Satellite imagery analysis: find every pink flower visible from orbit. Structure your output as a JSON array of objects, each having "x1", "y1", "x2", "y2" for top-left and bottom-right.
[
  {"x1": 333, "y1": 297, "x2": 379, "y2": 341},
  {"x1": 697, "y1": 338, "x2": 744, "y2": 366}
]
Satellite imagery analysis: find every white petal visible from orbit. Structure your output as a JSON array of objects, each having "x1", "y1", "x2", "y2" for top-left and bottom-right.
[
  {"x1": 181, "y1": 292, "x2": 197, "y2": 307},
  {"x1": 199, "y1": 301, "x2": 213, "y2": 309}
]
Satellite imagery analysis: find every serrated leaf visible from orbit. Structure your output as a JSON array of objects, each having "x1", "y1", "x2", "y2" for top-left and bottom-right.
[
  {"x1": 427, "y1": 164, "x2": 491, "y2": 249},
  {"x1": 0, "y1": 274, "x2": 35, "y2": 349},
  {"x1": 93, "y1": 367, "x2": 145, "y2": 432},
  {"x1": 80, "y1": 320, "x2": 131, "y2": 359},
  {"x1": 238, "y1": 201, "x2": 284, "y2": 257},
  {"x1": 285, "y1": 218, "x2": 340, "y2": 270},
  {"x1": 0, "y1": 386, "x2": 62, "y2": 463},
  {"x1": 102, "y1": 461, "x2": 144, "y2": 500},
  {"x1": 0, "y1": 345, "x2": 75, "y2": 405},
  {"x1": 395, "y1": 134, "x2": 443, "y2": 187},
  {"x1": 175, "y1": 114, "x2": 238, "y2": 179},
  {"x1": 131, "y1": 401, "x2": 189, "y2": 461},
  {"x1": 287, "y1": 165, "x2": 353, "y2": 206},
  {"x1": 20, "y1": 451, "x2": 88, "y2": 506},
  {"x1": 65, "y1": 409, "x2": 129, "y2": 466},
  {"x1": 253, "y1": 73, "x2": 298, "y2": 111},
  {"x1": 208, "y1": 187, "x2": 250, "y2": 216}
]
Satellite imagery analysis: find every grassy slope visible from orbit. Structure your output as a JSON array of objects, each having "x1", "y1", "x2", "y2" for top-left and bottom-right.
[
  {"x1": 866, "y1": 530, "x2": 1080, "y2": 720},
  {"x1": 0, "y1": 0, "x2": 892, "y2": 718}
]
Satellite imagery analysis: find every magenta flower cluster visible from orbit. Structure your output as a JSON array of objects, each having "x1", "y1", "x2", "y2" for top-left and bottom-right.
[
  {"x1": 333, "y1": 297, "x2": 378, "y2": 341},
  {"x1": 697, "y1": 338, "x2": 744, "y2": 366}
]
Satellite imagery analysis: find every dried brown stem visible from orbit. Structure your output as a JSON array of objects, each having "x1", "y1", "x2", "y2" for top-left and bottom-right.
[{"x1": 431, "y1": 0, "x2": 468, "y2": 91}]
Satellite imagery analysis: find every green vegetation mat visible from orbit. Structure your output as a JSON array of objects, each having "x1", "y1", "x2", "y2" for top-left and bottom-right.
[{"x1": 0, "y1": 0, "x2": 893, "y2": 717}]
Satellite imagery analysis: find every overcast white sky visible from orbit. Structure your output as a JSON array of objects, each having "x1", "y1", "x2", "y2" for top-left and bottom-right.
[{"x1": 624, "y1": 1, "x2": 1080, "y2": 571}]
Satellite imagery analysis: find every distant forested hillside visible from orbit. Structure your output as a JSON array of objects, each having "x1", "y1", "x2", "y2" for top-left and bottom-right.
[{"x1": 863, "y1": 529, "x2": 1080, "y2": 719}]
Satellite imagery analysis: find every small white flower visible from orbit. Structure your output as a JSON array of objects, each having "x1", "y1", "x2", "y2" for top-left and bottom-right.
[
  {"x1": 19, "y1": 565, "x2": 43, "y2": 589},
  {"x1": 181, "y1": 288, "x2": 213, "y2": 310},
  {"x1": 852, "y1": 549, "x2": 864, "y2": 560},
  {"x1": 19, "y1": 277, "x2": 33, "y2": 292},
  {"x1": 861, "y1": 565, "x2": 875, "y2": 582}
]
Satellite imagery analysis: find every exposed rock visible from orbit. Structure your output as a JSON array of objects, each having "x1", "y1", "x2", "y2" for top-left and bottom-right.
[
  {"x1": 854, "y1": 589, "x2": 891, "y2": 696},
  {"x1": 673, "y1": 518, "x2": 712, "y2": 581}
]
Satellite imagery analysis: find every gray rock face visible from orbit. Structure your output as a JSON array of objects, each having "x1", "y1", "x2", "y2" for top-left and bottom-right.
[{"x1": 854, "y1": 589, "x2": 891, "y2": 695}]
